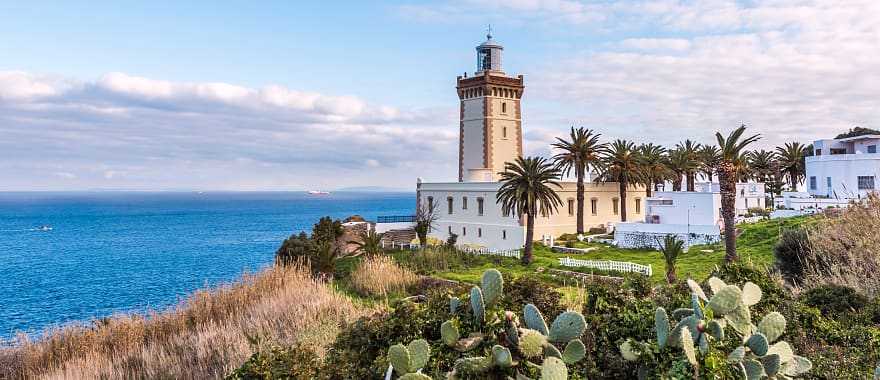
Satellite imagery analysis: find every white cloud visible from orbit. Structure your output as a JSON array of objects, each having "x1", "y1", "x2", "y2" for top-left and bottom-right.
[{"x1": 0, "y1": 71, "x2": 457, "y2": 190}]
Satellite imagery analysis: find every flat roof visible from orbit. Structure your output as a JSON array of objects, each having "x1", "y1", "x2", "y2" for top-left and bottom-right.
[{"x1": 835, "y1": 134, "x2": 880, "y2": 143}]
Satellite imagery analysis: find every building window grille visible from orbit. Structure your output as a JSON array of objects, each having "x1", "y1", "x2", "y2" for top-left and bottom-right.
[
  {"x1": 809, "y1": 176, "x2": 817, "y2": 190},
  {"x1": 858, "y1": 176, "x2": 875, "y2": 190},
  {"x1": 869, "y1": 145, "x2": 877, "y2": 154},
  {"x1": 826, "y1": 177, "x2": 832, "y2": 191}
]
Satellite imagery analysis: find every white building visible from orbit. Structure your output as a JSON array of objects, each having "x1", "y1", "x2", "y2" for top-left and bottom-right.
[
  {"x1": 806, "y1": 135, "x2": 880, "y2": 199},
  {"x1": 409, "y1": 33, "x2": 646, "y2": 251},
  {"x1": 615, "y1": 191, "x2": 722, "y2": 250},
  {"x1": 695, "y1": 182, "x2": 767, "y2": 214}
]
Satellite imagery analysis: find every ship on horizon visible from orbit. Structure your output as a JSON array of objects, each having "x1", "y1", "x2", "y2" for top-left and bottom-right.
[{"x1": 306, "y1": 190, "x2": 331, "y2": 195}]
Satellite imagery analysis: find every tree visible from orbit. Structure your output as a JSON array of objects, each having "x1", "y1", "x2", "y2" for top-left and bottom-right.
[
  {"x1": 776, "y1": 142, "x2": 807, "y2": 191},
  {"x1": 637, "y1": 143, "x2": 669, "y2": 197},
  {"x1": 664, "y1": 148, "x2": 688, "y2": 191},
  {"x1": 497, "y1": 156, "x2": 562, "y2": 264},
  {"x1": 675, "y1": 139, "x2": 703, "y2": 191},
  {"x1": 349, "y1": 228, "x2": 384, "y2": 257},
  {"x1": 596, "y1": 140, "x2": 643, "y2": 222},
  {"x1": 414, "y1": 200, "x2": 439, "y2": 247},
  {"x1": 835, "y1": 126, "x2": 880, "y2": 139},
  {"x1": 274, "y1": 217, "x2": 347, "y2": 276},
  {"x1": 552, "y1": 127, "x2": 605, "y2": 235},
  {"x1": 698, "y1": 145, "x2": 721, "y2": 182},
  {"x1": 716, "y1": 125, "x2": 761, "y2": 263},
  {"x1": 275, "y1": 232, "x2": 315, "y2": 266},
  {"x1": 748, "y1": 150, "x2": 776, "y2": 183},
  {"x1": 658, "y1": 234, "x2": 684, "y2": 284}
]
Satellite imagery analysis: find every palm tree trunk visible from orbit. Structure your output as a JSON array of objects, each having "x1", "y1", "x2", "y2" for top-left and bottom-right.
[
  {"x1": 789, "y1": 171, "x2": 798, "y2": 191},
  {"x1": 719, "y1": 163, "x2": 738, "y2": 262},
  {"x1": 646, "y1": 180, "x2": 653, "y2": 198},
  {"x1": 673, "y1": 177, "x2": 682, "y2": 191},
  {"x1": 686, "y1": 173, "x2": 695, "y2": 192},
  {"x1": 619, "y1": 181, "x2": 628, "y2": 222},
  {"x1": 666, "y1": 267, "x2": 677, "y2": 284},
  {"x1": 576, "y1": 166, "x2": 585, "y2": 235},
  {"x1": 523, "y1": 213, "x2": 535, "y2": 264}
]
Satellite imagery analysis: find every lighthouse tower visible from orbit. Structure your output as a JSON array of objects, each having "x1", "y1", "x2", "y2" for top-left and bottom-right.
[{"x1": 457, "y1": 31, "x2": 524, "y2": 182}]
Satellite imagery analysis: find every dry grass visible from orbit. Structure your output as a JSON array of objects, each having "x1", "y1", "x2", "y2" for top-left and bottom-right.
[
  {"x1": 0, "y1": 262, "x2": 371, "y2": 380},
  {"x1": 803, "y1": 194, "x2": 880, "y2": 298},
  {"x1": 350, "y1": 255, "x2": 419, "y2": 297}
]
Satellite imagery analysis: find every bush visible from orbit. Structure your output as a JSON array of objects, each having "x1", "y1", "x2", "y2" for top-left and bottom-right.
[
  {"x1": 588, "y1": 226, "x2": 607, "y2": 234},
  {"x1": 227, "y1": 344, "x2": 322, "y2": 380},
  {"x1": 801, "y1": 284, "x2": 868, "y2": 317},
  {"x1": 774, "y1": 228, "x2": 811, "y2": 284},
  {"x1": 350, "y1": 256, "x2": 419, "y2": 297},
  {"x1": 501, "y1": 274, "x2": 564, "y2": 320}
]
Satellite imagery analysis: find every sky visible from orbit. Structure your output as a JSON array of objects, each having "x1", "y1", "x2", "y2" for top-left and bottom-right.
[{"x1": 1, "y1": 0, "x2": 879, "y2": 191}]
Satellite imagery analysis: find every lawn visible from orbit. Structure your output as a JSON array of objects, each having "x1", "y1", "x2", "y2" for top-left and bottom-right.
[{"x1": 399, "y1": 215, "x2": 812, "y2": 285}]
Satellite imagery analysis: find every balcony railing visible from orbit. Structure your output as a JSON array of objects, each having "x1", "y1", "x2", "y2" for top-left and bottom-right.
[{"x1": 376, "y1": 215, "x2": 416, "y2": 223}]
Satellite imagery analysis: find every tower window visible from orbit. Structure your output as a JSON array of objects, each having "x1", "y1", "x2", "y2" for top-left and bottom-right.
[
  {"x1": 447, "y1": 197, "x2": 454, "y2": 214},
  {"x1": 478, "y1": 228, "x2": 482, "y2": 237},
  {"x1": 502, "y1": 127, "x2": 507, "y2": 138},
  {"x1": 462, "y1": 196, "x2": 468, "y2": 210},
  {"x1": 501, "y1": 102, "x2": 507, "y2": 114},
  {"x1": 502, "y1": 230, "x2": 507, "y2": 240},
  {"x1": 477, "y1": 197, "x2": 484, "y2": 216},
  {"x1": 462, "y1": 227, "x2": 467, "y2": 236}
]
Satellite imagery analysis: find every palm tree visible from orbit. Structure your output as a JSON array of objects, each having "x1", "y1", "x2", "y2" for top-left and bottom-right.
[
  {"x1": 658, "y1": 234, "x2": 684, "y2": 284},
  {"x1": 552, "y1": 127, "x2": 605, "y2": 235},
  {"x1": 596, "y1": 140, "x2": 643, "y2": 222},
  {"x1": 664, "y1": 148, "x2": 689, "y2": 191},
  {"x1": 716, "y1": 125, "x2": 761, "y2": 263},
  {"x1": 497, "y1": 156, "x2": 563, "y2": 264},
  {"x1": 776, "y1": 142, "x2": 807, "y2": 191},
  {"x1": 349, "y1": 228, "x2": 384, "y2": 257},
  {"x1": 637, "y1": 143, "x2": 669, "y2": 197},
  {"x1": 698, "y1": 145, "x2": 721, "y2": 182},
  {"x1": 676, "y1": 140, "x2": 703, "y2": 191},
  {"x1": 748, "y1": 150, "x2": 776, "y2": 183}
]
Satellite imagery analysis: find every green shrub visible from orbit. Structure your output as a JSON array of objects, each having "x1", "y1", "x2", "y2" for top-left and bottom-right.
[
  {"x1": 774, "y1": 228, "x2": 811, "y2": 284},
  {"x1": 501, "y1": 275, "x2": 564, "y2": 321},
  {"x1": 801, "y1": 284, "x2": 868, "y2": 317},
  {"x1": 226, "y1": 344, "x2": 322, "y2": 380}
]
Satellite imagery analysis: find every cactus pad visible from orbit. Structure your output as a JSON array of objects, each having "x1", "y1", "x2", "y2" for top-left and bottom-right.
[
  {"x1": 449, "y1": 297, "x2": 461, "y2": 314},
  {"x1": 453, "y1": 356, "x2": 492, "y2": 375},
  {"x1": 698, "y1": 332, "x2": 709, "y2": 354},
  {"x1": 672, "y1": 307, "x2": 694, "y2": 319},
  {"x1": 691, "y1": 293, "x2": 705, "y2": 320},
  {"x1": 562, "y1": 339, "x2": 586, "y2": 364},
  {"x1": 523, "y1": 303, "x2": 549, "y2": 335},
  {"x1": 742, "y1": 358, "x2": 766, "y2": 380},
  {"x1": 758, "y1": 312, "x2": 786, "y2": 342},
  {"x1": 655, "y1": 307, "x2": 670, "y2": 349},
  {"x1": 470, "y1": 286, "x2": 485, "y2": 324},
  {"x1": 540, "y1": 357, "x2": 568, "y2": 380},
  {"x1": 725, "y1": 303, "x2": 752, "y2": 335},
  {"x1": 687, "y1": 278, "x2": 708, "y2": 301},
  {"x1": 519, "y1": 329, "x2": 547, "y2": 358},
  {"x1": 767, "y1": 341, "x2": 793, "y2": 363},
  {"x1": 762, "y1": 353, "x2": 781, "y2": 376},
  {"x1": 741, "y1": 282, "x2": 762, "y2": 306},
  {"x1": 407, "y1": 339, "x2": 430, "y2": 371},
  {"x1": 492, "y1": 345, "x2": 513, "y2": 368},
  {"x1": 388, "y1": 343, "x2": 412, "y2": 375},
  {"x1": 707, "y1": 319, "x2": 724, "y2": 341},
  {"x1": 441, "y1": 320, "x2": 459, "y2": 346},
  {"x1": 544, "y1": 343, "x2": 562, "y2": 358},
  {"x1": 480, "y1": 269, "x2": 504, "y2": 306},
  {"x1": 784, "y1": 355, "x2": 813, "y2": 377},
  {"x1": 707, "y1": 285, "x2": 743, "y2": 316},
  {"x1": 548, "y1": 311, "x2": 587, "y2": 343},
  {"x1": 746, "y1": 333, "x2": 769, "y2": 356},
  {"x1": 681, "y1": 326, "x2": 697, "y2": 366},
  {"x1": 708, "y1": 277, "x2": 727, "y2": 294},
  {"x1": 728, "y1": 346, "x2": 745, "y2": 363}
]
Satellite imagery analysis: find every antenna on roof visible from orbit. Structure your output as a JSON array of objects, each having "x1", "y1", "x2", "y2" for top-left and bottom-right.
[{"x1": 486, "y1": 24, "x2": 493, "y2": 40}]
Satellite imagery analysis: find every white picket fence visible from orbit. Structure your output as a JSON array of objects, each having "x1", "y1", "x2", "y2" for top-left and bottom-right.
[
  {"x1": 381, "y1": 241, "x2": 420, "y2": 250},
  {"x1": 550, "y1": 245, "x2": 597, "y2": 254},
  {"x1": 558, "y1": 257, "x2": 652, "y2": 276},
  {"x1": 458, "y1": 246, "x2": 522, "y2": 259}
]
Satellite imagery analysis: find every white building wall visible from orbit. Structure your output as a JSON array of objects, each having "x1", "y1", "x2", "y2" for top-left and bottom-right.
[
  {"x1": 805, "y1": 154, "x2": 880, "y2": 198},
  {"x1": 645, "y1": 191, "x2": 721, "y2": 226}
]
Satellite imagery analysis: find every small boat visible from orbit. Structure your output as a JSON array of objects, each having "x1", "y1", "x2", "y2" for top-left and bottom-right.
[
  {"x1": 36, "y1": 225, "x2": 53, "y2": 231},
  {"x1": 307, "y1": 190, "x2": 331, "y2": 195}
]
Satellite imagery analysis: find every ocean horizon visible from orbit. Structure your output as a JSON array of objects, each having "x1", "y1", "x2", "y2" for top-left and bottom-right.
[{"x1": 0, "y1": 191, "x2": 414, "y2": 340}]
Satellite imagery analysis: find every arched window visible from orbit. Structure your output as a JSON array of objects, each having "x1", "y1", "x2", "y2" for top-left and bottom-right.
[
  {"x1": 502, "y1": 126, "x2": 507, "y2": 138},
  {"x1": 501, "y1": 102, "x2": 507, "y2": 114}
]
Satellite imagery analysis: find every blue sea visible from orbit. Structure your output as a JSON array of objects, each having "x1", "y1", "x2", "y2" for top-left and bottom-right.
[{"x1": 0, "y1": 191, "x2": 414, "y2": 340}]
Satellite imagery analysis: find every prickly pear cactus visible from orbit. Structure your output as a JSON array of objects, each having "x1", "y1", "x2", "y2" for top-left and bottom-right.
[
  {"x1": 470, "y1": 286, "x2": 485, "y2": 323},
  {"x1": 540, "y1": 357, "x2": 568, "y2": 380},
  {"x1": 449, "y1": 297, "x2": 460, "y2": 314},
  {"x1": 519, "y1": 329, "x2": 547, "y2": 358},
  {"x1": 481, "y1": 269, "x2": 503, "y2": 306},
  {"x1": 388, "y1": 339, "x2": 430, "y2": 376},
  {"x1": 562, "y1": 339, "x2": 586, "y2": 364},
  {"x1": 441, "y1": 320, "x2": 459, "y2": 346},
  {"x1": 492, "y1": 345, "x2": 513, "y2": 368},
  {"x1": 548, "y1": 311, "x2": 586, "y2": 343},
  {"x1": 655, "y1": 307, "x2": 670, "y2": 348},
  {"x1": 757, "y1": 312, "x2": 786, "y2": 342},
  {"x1": 399, "y1": 374, "x2": 432, "y2": 380},
  {"x1": 524, "y1": 303, "x2": 549, "y2": 335},
  {"x1": 388, "y1": 344, "x2": 412, "y2": 375},
  {"x1": 453, "y1": 356, "x2": 492, "y2": 375}
]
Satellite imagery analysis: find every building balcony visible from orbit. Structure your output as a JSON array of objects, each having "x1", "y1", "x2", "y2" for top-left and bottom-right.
[{"x1": 806, "y1": 153, "x2": 880, "y2": 163}]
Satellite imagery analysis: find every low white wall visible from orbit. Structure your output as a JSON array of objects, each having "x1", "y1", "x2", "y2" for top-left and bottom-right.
[
  {"x1": 614, "y1": 223, "x2": 720, "y2": 250},
  {"x1": 375, "y1": 222, "x2": 415, "y2": 233}
]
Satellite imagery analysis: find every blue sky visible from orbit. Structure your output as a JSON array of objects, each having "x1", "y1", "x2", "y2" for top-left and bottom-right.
[{"x1": 2, "y1": 1, "x2": 879, "y2": 190}]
